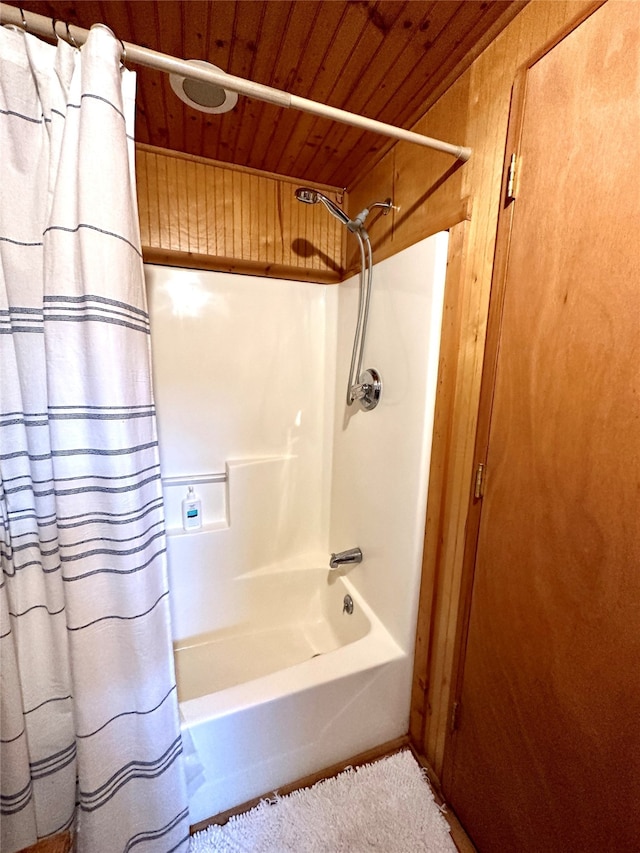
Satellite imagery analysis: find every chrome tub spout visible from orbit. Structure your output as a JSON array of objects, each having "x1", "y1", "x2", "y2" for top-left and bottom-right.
[{"x1": 329, "y1": 547, "x2": 363, "y2": 570}]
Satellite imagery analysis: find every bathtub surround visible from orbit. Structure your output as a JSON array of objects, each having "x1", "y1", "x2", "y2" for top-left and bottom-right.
[
  {"x1": 145, "y1": 232, "x2": 448, "y2": 823},
  {"x1": 0, "y1": 25, "x2": 188, "y2": 853},
  {"x1": 189, "y1": 749, "x2": 456, "y2": 853},
  {"x1": 331, "y1": 235, "x2": 449, "y2": 652}
]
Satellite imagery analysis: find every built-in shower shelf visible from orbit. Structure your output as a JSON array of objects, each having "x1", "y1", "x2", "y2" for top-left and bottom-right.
[
  {"x1": 166, "y1": 519, "x2": 229, "y2": 538},
  {"x1": 162, "y1": 472, "x2": 227, "y2": 486},
  {"x1": 161, "y1": 470, "x2": 229, "y2": 533}
]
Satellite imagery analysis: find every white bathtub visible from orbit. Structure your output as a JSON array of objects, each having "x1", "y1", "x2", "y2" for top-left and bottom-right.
[{"x1": 175, "y1": 567, "x2": 409, "y2": 826}]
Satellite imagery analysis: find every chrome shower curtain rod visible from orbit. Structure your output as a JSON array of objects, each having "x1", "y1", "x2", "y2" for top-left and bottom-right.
[{"x1": 0, "y1": 3, "x2": 472, "y2": 163}]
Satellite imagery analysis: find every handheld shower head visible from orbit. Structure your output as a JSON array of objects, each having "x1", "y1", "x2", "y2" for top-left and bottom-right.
[
  {"x1": 294, "y1": 187, "x2": 352, "y2": 228},
  {"x1": 294, "y1": 187, "x2": 320, "y2": 205}
]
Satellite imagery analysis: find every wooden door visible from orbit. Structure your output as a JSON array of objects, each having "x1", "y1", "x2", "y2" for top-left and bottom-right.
[{"x1": 444, "y1": 3, "x2": 640, "y2": 851}]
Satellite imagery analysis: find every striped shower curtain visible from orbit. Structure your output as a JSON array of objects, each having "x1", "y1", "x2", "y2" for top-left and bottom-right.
[{"x1": 0, "y1": 24, "x2": 189, "y2": 853}]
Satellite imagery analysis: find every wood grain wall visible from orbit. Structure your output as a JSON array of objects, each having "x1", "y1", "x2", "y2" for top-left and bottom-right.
[
  {"x1": 344, "y1": 0, "x2": 597, "y2": 780},
  {"x1": 136, "y1": 144, "x2": 345, "y2": 282}
]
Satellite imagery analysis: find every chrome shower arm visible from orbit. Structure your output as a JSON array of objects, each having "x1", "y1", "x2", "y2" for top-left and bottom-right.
[{"x1": 351, "y1": 198, "x2": 393, "y2": 230}]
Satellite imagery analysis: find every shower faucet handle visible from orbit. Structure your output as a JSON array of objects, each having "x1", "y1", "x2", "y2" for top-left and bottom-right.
[
  {"x1": 350, "y1": 368, "x2": 382, "y2": 412},
  {"x1": 350, "y1": 381, "x2": 370, "y2": 401}
]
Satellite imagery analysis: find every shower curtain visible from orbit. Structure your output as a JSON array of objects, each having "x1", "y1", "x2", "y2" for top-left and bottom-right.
[{"x1": 0, "y1": 24, "x2": 189, "y2": 853}]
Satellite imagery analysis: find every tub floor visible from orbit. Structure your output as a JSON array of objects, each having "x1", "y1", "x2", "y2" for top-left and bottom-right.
[{"x1": 176, "y1": 623, "x2": 323, "y2": 701}]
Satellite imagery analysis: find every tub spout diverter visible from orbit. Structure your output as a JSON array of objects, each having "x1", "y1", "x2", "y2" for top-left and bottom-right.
[{"x1": 329, "y1": 547, "x2": 363, "y2": 570}]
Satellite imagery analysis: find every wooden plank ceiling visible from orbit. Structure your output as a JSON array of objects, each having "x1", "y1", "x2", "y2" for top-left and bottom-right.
[{"x1": 10, "y1": 1, "x2": 525, "y2": 187}]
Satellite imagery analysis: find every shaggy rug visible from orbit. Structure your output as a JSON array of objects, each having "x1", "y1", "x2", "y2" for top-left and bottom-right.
[{"x1": 189, "y1": 749, "x2": 457, "y2": 852}]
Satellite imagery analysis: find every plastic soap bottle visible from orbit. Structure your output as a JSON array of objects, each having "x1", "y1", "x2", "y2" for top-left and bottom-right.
[{"x1": 182, "y1": 485, "x2": 202, "y2": 531}]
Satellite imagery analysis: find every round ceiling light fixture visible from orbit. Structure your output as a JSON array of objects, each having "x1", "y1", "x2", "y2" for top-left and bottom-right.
[{"x1": 169, "y1": 59, "x2": 238, "y2": 114}]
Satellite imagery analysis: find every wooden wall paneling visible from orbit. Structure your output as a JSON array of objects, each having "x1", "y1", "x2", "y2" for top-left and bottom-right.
[
  {"x1": 279, "y1": 180, "x2": 289, "y2": 268},
  {"x1": 247, "y1": 169, "x2": 259, "y2": 264},
  {"x1": 269, "y1": 177, "x2": 279, "y2": 265},
  {"x1": 190, "y1": 159, "x2": 202, "y2": 253},
  {"x1": 303, "y1": 186, "x2": 317, "y2": 272},
  {"x1": 269, "y1": 176, "x2": 279, "y2": 266},
  {"x1": 173, "y1": 157, "x2": 187, "y2": 251},
  {"x1": 140, "y1": 250, "x2": 341, "y2": 285},
  {"x1": 135, "y1": 147, "x2": 151, "y2": 249},
  {"x1": 185, "y1": 159, "x2": 198, "y2": 253},
  {"x1": 203, "y1": 163, "x2": 212, "y2": 256},
  {"x1": 277, "y1": 181, "x2": 288, "y2": 268},
  {"x1": 143, "y1": 149, "x2": 155, "y2": 248},
  {"x1": 253, "y1": 174, "x2": 264, "y2": 263},
  {"x1": 195, "y1": 162, "x2": 207, "y2": 255},
  {"x1": 342, "y1": 0, "x2": 597, "y2": 780},
  {"x1": 419, "y1": 66, "x2": 506, "y2": 782},
  {"x1": 409, "y1": 218, "x2": 470, "y2": 748},
  {"x1": 238, "y1": 170, "x2": 250, "y2": 262},
  {"x1": 261, "y1": 175, "x2": 272, "y2": 264},
  {"x1": 230, "y1": 169, "x2": 241, "y2": 260},
  {"x1": 154, "y1": 150, "x2": 166, "y2": 248},
  {"x1": 273, "y1": 178, "x2": 284, "y2": 267},
  {"x1": 346, "y1": 71, "x2": 471, "y2": 273},
  {"x1": 229, "y1": 167, "x2": 239, "y2": 260},
  {"x1": 176, "y1": 156, "x2": 188, "y2": 250},
  {"x1": 309, "y1": 194, "x2": 320, "y2": 274},
  {"x1": 213, "y1": 164, "x2": 226, "y2": 257},
  {"x1": 158, "y1": 151, "x2": 171, "y2": 249},
  {"x1": 299, "y1": 185, "x2": 313, "y2": 271},
  {"x1": 289, "y1": 182, "x2": 302, "y2": 269},
  {"x1": 145, "y1": 149, "x2": 160, "y2": 248},
  {"x1": 136, "y1": 145, "x2": 344, "y2": 282},
  {"x1": 287, "y1": 182, "x2": 302, "y2": 270},
  {"x1": 157, "y1": 153, "x2": 170, "y2": 249},
  {"x1": 345, "y1": 152, "x2": 396, "y2": 270}
]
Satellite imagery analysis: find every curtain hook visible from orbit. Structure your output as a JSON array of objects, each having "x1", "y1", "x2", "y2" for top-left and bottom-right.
[
  {"x1": 18, "y1": 7, "x2": 28, "y2": 30},
  {"x1": 119, "y1": 38, "x2": 127, "y2": 68},
  {"x1": 51, "y1": 17, "x2": 58, "y2": 39},
  {"x1": 66, "y1": 21, "x2": 79, "y2": 50}
]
